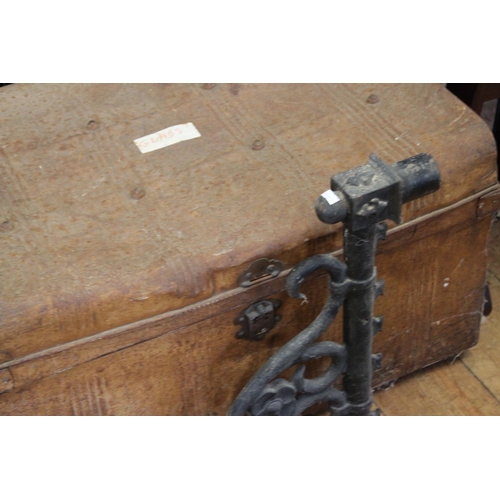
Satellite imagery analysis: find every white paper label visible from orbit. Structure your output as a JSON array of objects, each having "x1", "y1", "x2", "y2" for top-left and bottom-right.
[
  {"x1": 321, "y1": 189, "x2": 340, "y2": 205},
  {"x1": 134, "y1": 123, "x2": 201, "y2": 153}
]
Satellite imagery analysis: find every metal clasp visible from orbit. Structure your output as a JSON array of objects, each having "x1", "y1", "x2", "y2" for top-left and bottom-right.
[
  {"x1": 237, "y1": 258, "x2": 283, "y2": 288},
  {"x1": 234, "y1": 299, "x2": 282, "y2": 341}
]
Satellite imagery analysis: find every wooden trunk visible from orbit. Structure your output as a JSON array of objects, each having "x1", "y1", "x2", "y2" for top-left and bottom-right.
[{"x1": 0, "y1": 83, "x2": 498, "y2": 415}]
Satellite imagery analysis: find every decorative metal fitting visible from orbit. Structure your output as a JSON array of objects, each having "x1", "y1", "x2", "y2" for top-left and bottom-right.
[
  {"x1": 228, "y1": 152, "x2": 440, "y2": 416},
  {"x1": 237, "y1": 258, "x2": 283, "y2": 288},
  {"x1": 234, "y1": 299, "x2": 282, "y2": 341}
]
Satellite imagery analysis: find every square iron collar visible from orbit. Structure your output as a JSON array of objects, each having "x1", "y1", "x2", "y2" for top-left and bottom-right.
[{"x1": 331, "y1": 154, "x2": 402, "y2": 231}]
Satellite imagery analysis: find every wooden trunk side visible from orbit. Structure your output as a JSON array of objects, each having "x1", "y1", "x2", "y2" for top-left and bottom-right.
[
  {"x1": 0, "y1": 194, "x2": 495, "y2": 415},
  {"x1": 1, "y1": 84, "x2": 497, "y2": 362},
  {"x1": 0, "y1": 192, "x2": 494, "y2": 387}
]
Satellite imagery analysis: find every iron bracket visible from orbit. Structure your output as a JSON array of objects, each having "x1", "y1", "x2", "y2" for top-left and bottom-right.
[{"x1": 228, "y1": 153, "x2": 440, "y2": 416}]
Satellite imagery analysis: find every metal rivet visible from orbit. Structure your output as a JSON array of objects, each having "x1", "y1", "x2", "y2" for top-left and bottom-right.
[
  {"x1": 359, "y1": 172, "x2": 374, "y2": 186},
  {"x1": 366, "y1": 94, "x2": 379, "y2": 104},
  {"x1": 0, "y1": 221, "x2": 13, "y2": 232},
  {"x1": 202, "y1": 83, "x2": 216, "y2": 90},
  {"x1": 87, "y1": 120, "x2": 99, "y2": 130},
  {"x1": 130, "y1": 187, "x2": 145, "y2": 200},
  {"x1": 252, "y1": 139, "x2": 265, "y2": 151}
]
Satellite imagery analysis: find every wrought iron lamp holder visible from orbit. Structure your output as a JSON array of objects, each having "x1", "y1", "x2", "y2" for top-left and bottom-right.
[{"x1": 228, "y1": 153, "x2": 440, "y2": 416}]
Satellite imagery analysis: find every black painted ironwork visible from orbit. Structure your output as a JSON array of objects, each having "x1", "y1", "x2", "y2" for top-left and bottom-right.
[{"x1": 228, "y1": 153, "x2": 441, "y2": 416}]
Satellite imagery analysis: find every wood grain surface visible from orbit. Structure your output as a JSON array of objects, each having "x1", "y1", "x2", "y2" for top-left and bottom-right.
[
  {"x1": 374, "y1": 218, "x2": 500, "y2": 416},
  {"x1": 461, "y1": 274, "x2": 500, "y2": 400},
  {"x1": 0, "y1": 84, "x2": 497, "y2": 362},
  {"x1": 0, "y1": 84, "x2": 498, "y2": 415},
  {"x1": 0, "y1": 196, "x2": 497, "y2": 415},
  {"x1": 373, "y1": 358, "x2": 500, "y2": 416}
]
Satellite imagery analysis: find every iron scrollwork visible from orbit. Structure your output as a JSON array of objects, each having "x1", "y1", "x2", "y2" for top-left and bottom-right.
[{"x1": 228, "y1": 153, "x2": 441, "y2": 416}]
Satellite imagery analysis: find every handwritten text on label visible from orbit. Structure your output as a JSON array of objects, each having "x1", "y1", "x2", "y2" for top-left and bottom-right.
[{"x1": 134, "y1": 123, "x2": 201, "y2": 153}]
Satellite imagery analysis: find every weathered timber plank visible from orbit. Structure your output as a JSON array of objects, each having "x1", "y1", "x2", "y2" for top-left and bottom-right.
[
  {"x1": 373, "y1": 359, "x2": 500, "y2": 416},
  {"x1": 486, "y1": 217, "x2": 500, "y2": 280},
  {"x1": 460, "y1": 274, "x2": 500, "y2": 401}
]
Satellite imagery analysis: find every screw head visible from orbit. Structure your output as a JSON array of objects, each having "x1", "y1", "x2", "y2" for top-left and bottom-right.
[
  {"x1": 0, "y1": 220, "x2": 14, "y2": 232},
  {"x1": 252, "y1": 139, "x2": 265, "y2": 151},
  {"x1": 130, "y1": 187, "x2": 145, "y2": 200},
  {"x1": 366, "y1": 94, "x2": 380, "y2": 104}
]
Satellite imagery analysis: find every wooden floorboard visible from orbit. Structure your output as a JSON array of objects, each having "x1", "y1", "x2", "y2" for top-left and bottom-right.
[
  {"x1": 373, "y1": 358, "x2": 500, "y2": 416},
  {"x1": 461, "y1": 273, "x2": 500, "y2": 401},
  {"x1": 373, "y1": 217, "x2": 500, "y2": 416}
]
